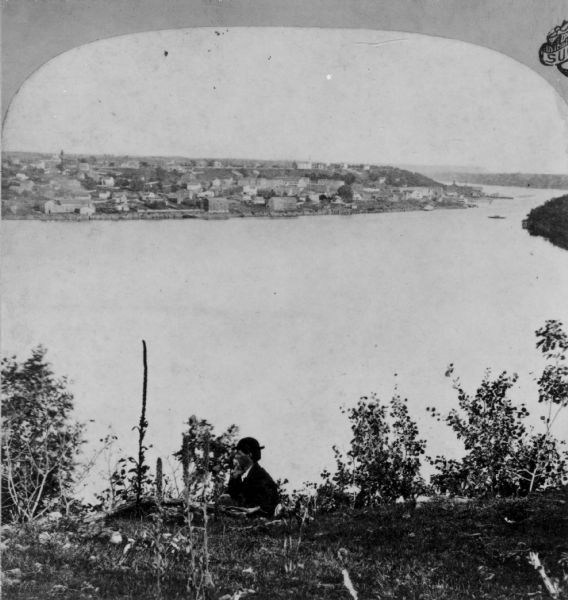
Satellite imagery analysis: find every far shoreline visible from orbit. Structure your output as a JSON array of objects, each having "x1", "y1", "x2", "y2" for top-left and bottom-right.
[{"x1": 1, "y1": 202, "x2": 472, "y2": 223}]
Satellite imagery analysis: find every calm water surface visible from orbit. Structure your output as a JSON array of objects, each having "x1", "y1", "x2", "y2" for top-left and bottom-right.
[{"x1": 2, "y1": 186, "x2": 568, "y2": 490}]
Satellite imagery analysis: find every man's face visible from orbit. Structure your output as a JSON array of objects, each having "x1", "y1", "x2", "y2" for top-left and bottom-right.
[{"x1": 234, "y1": 449, "x2": 253, "y2": 470}]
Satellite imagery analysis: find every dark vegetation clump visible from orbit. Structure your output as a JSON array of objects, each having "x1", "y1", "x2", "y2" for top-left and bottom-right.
[
  {"x1": 320, "y1": 393, "x2": 427, "y2": 508},
  {"x1": 526, "y1": 195, "x2": 568, "y2": 251},
  {"x1": 1, "y1": 347, "x2": 85, "y2": 523}
]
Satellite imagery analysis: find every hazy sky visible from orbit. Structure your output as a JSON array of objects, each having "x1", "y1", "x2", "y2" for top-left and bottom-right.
[{"x1": 3, "y1": 27, "x2": 568, "y2": 172}]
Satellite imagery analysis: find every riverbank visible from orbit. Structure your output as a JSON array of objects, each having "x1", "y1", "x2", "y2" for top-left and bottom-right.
[{"x1": 2, "y1": 203, "x2": 470, "y2": 222}]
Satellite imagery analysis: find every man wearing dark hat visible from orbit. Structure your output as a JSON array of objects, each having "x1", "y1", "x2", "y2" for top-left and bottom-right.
[{"x1": 222, "y1": 437, "x2": 279, "y2": 517}]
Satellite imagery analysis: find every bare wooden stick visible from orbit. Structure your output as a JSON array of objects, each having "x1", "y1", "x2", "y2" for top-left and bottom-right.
[
  {"x1": 341, "y1": 568, "x2": 359, "y2": 600},
  {"x1": 201, "y1": 432, "x2": 213, "y2": 590},
  {"x1": 528, "y1": 552, "x2": 561, "y2": 599},
  {"x1": 156, "y1": 457, "x2": 163, "y2": 502},
  {"x1": 136, "y1": 340, "x2": 149, "y2": 508},
  {"x1": 337, "y1": 548, "x2": 359, "y2": 600},
  {"x1": 182, "y1": 433, "x2": 191, "y2": 489}
]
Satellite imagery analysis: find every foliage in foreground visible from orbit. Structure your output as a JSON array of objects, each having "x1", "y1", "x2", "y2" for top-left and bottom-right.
[
  {"x1": 3, "y1": 320, "x2": 568, "y2": 600},
  {"x1": 314, "y1": 321, "x2": 568, "y2": 508},
  {"x1": 322, "y1": 393, "x2": 427, "y2": 507},
  {"x1": 174, "y1": 415, "x2": 239, "y2": 503},
  {"x1": 428, "y1": 320, "x2": 568, "y2": 498},
  {"x1": 1, "y1": 347, "x2": 85, "y2": 523}
]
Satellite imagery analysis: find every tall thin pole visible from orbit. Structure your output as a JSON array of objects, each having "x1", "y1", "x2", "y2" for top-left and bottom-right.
[{"x1": 136, "y1": 340, "x2": 148, "y2": 508}]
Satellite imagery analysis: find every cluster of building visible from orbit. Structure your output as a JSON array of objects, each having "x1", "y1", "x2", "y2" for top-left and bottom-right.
[{"x1": 2, "y1": 153, "x2": 482, "y2": 219}]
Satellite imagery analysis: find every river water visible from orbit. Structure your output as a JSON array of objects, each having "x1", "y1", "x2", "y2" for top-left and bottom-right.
[{"x1": 2, "y1": 185, "x2": 568, "y2": 492}]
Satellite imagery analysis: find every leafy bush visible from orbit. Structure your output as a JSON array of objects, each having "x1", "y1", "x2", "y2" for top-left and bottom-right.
[
  {"x1": 428, "y1": 321, "x2": 568, "y2": 497},
  {"x1": 93, "y1": 451, "x2": 156, "y2": 510},
  {"x1": 535, "y1": 320, "x2": 568, "y2": 409},
  {"x1": 1, "y1": 346, "x2": 85, "y2": 522},
  {"x1": 323, "y1": 393, "x2": 427, "y2": 507},
  {"x1": 530, "y1": 320, "x2": 568, "y2": 491},
  {"x1": 174, "y1": 415, "x2": 239, "y2": 502},
  {"x1": 428, "y1": 371, "x2": 527, "y2": 496}
]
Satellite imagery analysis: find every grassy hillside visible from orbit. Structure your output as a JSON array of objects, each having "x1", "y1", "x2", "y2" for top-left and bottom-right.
[{"x1": 2, "y1": 489, "x2": 567, "y2": 599}]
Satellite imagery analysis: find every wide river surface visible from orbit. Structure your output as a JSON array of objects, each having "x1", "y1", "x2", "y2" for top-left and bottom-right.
[{"x1": 2, "y1": 185, "x2": 568, "y2": 493}]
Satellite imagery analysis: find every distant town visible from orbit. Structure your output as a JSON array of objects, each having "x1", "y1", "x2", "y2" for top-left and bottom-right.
[{"x1": 1, "y1": 152, "x2": 506, "y2": 221}]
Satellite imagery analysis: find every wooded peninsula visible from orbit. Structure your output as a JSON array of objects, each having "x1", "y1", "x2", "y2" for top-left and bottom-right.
[{"x1": 525, "y1": 194, "x2": 568, "y2": 251}]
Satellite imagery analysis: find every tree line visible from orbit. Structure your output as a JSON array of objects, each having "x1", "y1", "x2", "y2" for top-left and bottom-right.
[{"x1": 525, "y1": 195, "x2": 568, "y2": 251}]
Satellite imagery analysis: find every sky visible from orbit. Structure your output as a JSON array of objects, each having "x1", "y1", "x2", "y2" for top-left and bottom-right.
[{"x1": 3, "y1": 27, "x2": 568, "y2": 173}]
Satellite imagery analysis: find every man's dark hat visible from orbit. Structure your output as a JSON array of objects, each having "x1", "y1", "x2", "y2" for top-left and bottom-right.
[{"x1": 236, "y1": 437, "x2": 264, "y2": 462}]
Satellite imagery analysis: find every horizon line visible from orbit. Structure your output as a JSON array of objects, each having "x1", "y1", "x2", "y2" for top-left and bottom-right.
[{"x1": 3, "y1": 150, "x2": 568, "y2": 176}]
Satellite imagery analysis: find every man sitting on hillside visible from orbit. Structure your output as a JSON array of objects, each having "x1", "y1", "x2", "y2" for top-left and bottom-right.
[{"x1": 219, "y1": 437, "x2": 280, "y2": 518}]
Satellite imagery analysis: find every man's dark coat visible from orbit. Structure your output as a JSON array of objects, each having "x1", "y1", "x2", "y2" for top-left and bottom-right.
[{"x1": 227, "y1": 463, "x2": 279, "y2": 517}]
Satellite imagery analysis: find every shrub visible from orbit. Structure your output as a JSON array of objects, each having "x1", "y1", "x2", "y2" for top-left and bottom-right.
[
  {"x1": 428, "y1": 321, "x2": 568, "y2": 497},
  {"x1": 1, "y1": 346, "x2": 85, "y2": 522},
  {"x1": 94, "y1": 451, "x2": 155, "y2": 510},
  {"x1": 428, "y1": 371, "x2": 528, "y2": 496},
  {"x1": 324, "y1": 393, "x2": 427, "y2": 507},
  {"x1": 174, "y1": 415, "x2": 239, "y2": 502}
]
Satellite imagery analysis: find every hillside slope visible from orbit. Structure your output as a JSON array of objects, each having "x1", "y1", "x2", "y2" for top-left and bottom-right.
[{"x1": 3, "y1": 490, "x2": 567, "y2": 599}]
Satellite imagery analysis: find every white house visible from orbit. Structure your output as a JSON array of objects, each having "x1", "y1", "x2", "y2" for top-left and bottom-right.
[
  {"x1": 113, "y1": 192, "x2": 128, "y2": 204},
  {"x1": 140, "y1": 192, "x2": 158, "y2": 201},
  {"x1": 269, "y1": 196, "x2": 297, "y2": 212},
  {"x1": 205, "y1": 197, "x2": 229, "y2": 213},
  {"x1": 402, "y1": 187, "x2": 434, "y2": 201},
  {"x1": 100, "y1": 176, "x2": 115, "y2": 187},
  {"x1": 186, "y1": 183, "x2": 203, "y2": 194},
  {"x1": 44, "y1": 200, "x2": 59, "y2": 214},
  {"x1": 44, "y1": 199, "x2": 94, "y2": 214},
  {"x1": 120, "y1": 160, "x2": 140, "y2": 169}
]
